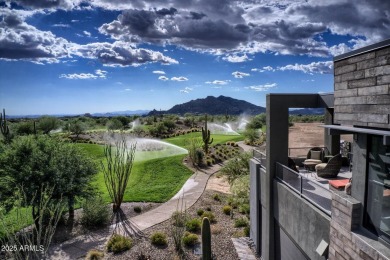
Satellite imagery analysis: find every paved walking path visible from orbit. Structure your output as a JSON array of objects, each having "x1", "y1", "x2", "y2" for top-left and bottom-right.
[
  {"x1": 48, "y1": 164, "x2": 221, "y2": 259},
  {"x1": 48, "y1": 142, "x2": 257, "y2": 259}
]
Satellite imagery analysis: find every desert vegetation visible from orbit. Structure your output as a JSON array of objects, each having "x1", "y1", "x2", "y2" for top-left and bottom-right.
[{"x1": 0, "y1": 109, "x2": 260, "y2": 259}]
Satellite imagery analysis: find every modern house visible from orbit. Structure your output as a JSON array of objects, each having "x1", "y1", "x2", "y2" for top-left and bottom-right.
[{"x1": 250, "y1": 39, "x2": 390, "y2": 260}]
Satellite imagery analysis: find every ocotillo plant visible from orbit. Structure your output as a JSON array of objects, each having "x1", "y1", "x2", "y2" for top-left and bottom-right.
[
  {"x1": 201, "y1": 217, "x2": 212, "y2": 260},
  {"x1": 0, "y1": 108, "x2": 10, "y2": 142},
  {"x1": 202, "y1": 114, "x2": 213, "y2": 155}
]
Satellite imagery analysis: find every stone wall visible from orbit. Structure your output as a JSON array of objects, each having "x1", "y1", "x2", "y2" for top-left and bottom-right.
[
  {"x1": 329, "y1": 191, "x2": 390, "y2": 260},
  {"x1": 334, "y1": 45, "x2": 390, "y2": 129}
]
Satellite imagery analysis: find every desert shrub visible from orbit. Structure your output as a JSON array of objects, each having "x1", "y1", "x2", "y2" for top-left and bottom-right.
[
  {"x1": 182, "y1": 232, "x2": 198, "y2": 247},
  {"x1": 234, "y1": 217, "x2": 249, "y2": 228},
  {"x1": 81, "y1": 196, "x2": 111, "y2": 229},
  {"x1": 244, "y1": 226, "x2": 250, "y2": 237},
  {"x1": 206, "y1": 206, "x2": 212, "y2": 211},
  {"x1": 212, "y1": 193, "x2": 221, "y2": 202},
  {"x1": 107, "y1": 234, "x2": 132, "y2": 253},
  {"x1": 171, "y1": 211, "x2": 187, "y2": 227},
  {"x1": 201, "y1": 211, "x2": 216, "y2": 223},
  {"x1": 196, "y1": 209, "x2": 204, "y2": 216},
  {"x1": 185, "y1": 218, "x2": 201, "y2": 232},
  {"x1": 223, "y1": 205, "x2": 232, "y2": 215},
  {"x1": 85, "y1": 249, "x2": 104, "y2": 260},
  {"x1": 150, "y1": 232, "x2": 168, "y2": 246},
  {"x1": 134, "y1": 206, "x2": 142, "y2": 213},
  {"x1": 239, "y1": 204, "x2": 250, "y2": 215}
]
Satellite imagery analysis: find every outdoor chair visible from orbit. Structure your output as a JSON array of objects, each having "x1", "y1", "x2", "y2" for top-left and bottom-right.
[
  {"x1": 315, "y1": 154, "x2": 342, "y2": 178},
  {"x1": 288, "y1": 157, "x2": 299, "y2": 173},
  {"x1": 304, "y1": 147, "x2": 325, "y2": 164}
]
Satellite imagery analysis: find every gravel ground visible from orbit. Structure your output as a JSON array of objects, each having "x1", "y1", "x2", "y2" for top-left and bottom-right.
[
  {"x1": 106, "y1": 190, "x2": 248, "y2": 260},
  {"x1": 51, "y1": 202, "x2": 161, "y2": 244}
]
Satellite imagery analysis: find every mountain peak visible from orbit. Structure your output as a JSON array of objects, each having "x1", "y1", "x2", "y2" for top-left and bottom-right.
[{"x1": 164, "y1": 96, "x2": 265, "y2": 115}]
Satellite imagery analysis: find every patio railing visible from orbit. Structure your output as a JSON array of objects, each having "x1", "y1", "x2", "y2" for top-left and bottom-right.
[
  {"x1": 275, "y1": 162, "x2": 332, "y2": 216},
  {"x1": 288, "y1": 146, "x2": 328, "y2": 157},
  {"x1": 253, "y1": 149, "x2": 266, "y2": 167}
]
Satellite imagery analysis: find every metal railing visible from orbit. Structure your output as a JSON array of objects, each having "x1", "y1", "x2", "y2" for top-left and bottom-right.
[
  {"x1": 275, "y1": 162, "x2": 332, "y2": 216},
  {"x1": 288, "y1": 146, "x2": 328, "y2": 157},
  {"x1": 253, "y1": 149, "x2": 266, "y2": 168}
]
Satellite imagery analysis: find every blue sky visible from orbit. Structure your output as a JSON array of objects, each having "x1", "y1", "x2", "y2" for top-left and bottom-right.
[{"x1": 0, "y1": 0, "x2": 389, "y2": 115}]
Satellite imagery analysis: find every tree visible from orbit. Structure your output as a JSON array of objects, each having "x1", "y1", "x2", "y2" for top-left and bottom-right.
[
  {"x1": 69, "y1": 120, "x2": 87, "y2": 138},
  {"x1": 15, "y1": 121, "x2": 35, "y2": 136},
  {"x1": 246, "y1": 113, "x2": 265, "y2": 130},
  {"x1": 0, "y1": 135, "x2": 97, "y2": 218},
  {"x1": 243, "y1": 128, "x2": 260, "y2": 145},
  {"x1": 220, "y1": 152, "x2": 251, "y2": 184},
  {"x1": 163, "y1": 119, "x2": 176, "y2": 132},
  {"x1": 38, "y1": 116, "x2": 61, "y2": 134},
  {"x1": 106, "y1": 118, "x2": 123, "y2": 130},
  {"x1": 101, "y1": 136, "x2": 136, "y2": 212}
]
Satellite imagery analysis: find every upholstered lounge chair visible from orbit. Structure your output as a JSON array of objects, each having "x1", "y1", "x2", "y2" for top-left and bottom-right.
[
  {"x1": 315, "y1": 154, "x2": 342, "y2": 178},
  {"x1": 304, "y1": 147, "x2": 324, "y2": 165}
]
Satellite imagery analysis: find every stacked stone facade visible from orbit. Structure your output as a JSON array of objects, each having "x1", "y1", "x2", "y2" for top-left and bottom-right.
[
  {"x1": 334, "y1": 45, "x2": 390, "y2": 129},
  {"x1": 329, "y1": 191, "x2": 390, "y2": 260}
]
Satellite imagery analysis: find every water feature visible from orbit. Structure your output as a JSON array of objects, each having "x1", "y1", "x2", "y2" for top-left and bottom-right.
[
  {"x1": 237, "y1": 118, "x2": 249, "y2": 131},
  {"x1": 130, "y1": 119, "x2": 141, "y2": 130},
  {"x1": 208, "y1": 123, "x2": 240, "y2": 135}
]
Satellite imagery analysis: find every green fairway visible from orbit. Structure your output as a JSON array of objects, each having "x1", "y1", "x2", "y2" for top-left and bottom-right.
[
  {"x1": 165, "y1": 132, "x2": 245, "y2": 148},
  {"x1": 76, "y1": 143, "x2": 192, "y2": 203}
]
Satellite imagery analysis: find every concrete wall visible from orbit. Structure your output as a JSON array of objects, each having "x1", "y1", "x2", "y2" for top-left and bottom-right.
[
  {"x1": 334, "y1": 43, "x2": 390, "y2": 129},
  {"x1": 274, "y1": 181, "x2": 330, "y2": 260},
  {"x1": 250, "y1": 159, "x2": 261, "y2": 254}
]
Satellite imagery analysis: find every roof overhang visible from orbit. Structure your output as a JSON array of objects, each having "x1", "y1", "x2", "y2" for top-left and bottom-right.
[{"x1": 321, "y1": 125, "x2": 390, "y2": 145}]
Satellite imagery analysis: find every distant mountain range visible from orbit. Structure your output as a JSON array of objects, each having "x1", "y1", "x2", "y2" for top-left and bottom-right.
[
  {"x1": 149, "y1": 95, "x2": 266, "y2": 116},
  {"x1": 8, "y1": 96, "x2": 324, "y2": 119}
]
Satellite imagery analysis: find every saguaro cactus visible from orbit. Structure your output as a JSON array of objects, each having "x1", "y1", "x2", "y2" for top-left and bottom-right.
[
  {"x1": 201, "y1": 217, "x2": 212, "y2": 260},
  {"x1": 0, "y1": 108, "x2": 10, "y2": 142},
  {"x1": 202, "y1": 114, "x2": 213, "y2": 155}
]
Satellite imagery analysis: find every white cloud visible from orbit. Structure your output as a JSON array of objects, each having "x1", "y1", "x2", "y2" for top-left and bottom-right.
[
  {"x1": 53, "y1": 23, "x2": 70, "y2": 28},
  {"x1": 222, "y1": 54, "x2": 251, "y2": 63},
  {"x1": 245, "y1": 83, "x2": 277, "y2": 91},
  {"x1": 232, "y1": 71, "x2": 250, "y2": 78},
  {"x1": 59, "y1": 69, "x2": 108, "y2": 79},
  {"x1": 124, "y1": 88, "x2": 131, "y2": 91},
  {"x1": 171, "y1": 76, "x2": 188, "y2": 81},
  {"x1": 180, "y1": 87, "x2": 193, "y2": 93},
  {"x1": 72, "y1": 41, "x2": 179, "y2": 67},
  {"x1": 153, "y1": 70, "x2": 166, "y2": 74},
  {"x1": 83, "y1": 30, "x2": 91, "y2": 37},
  {"x1": 158, "y1": 75, "x2": 169, "y2": 81},
  {"x1": 205, "y1": 80, "x2": 230, "y2": 85},
  {"x1": 251, "y1": 66, "x2": 275, "y2": 72},
  {"x1": 59, "y1": 73, "x2": 98, "y2": 80},
  {"x1": 95, "y1": 69, "x2": 107, "y2": 78},
  {"x1": 277, "y1": 61, "x2": 333, "y2": 74}
]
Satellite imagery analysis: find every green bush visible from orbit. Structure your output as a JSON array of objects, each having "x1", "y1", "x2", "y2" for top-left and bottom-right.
[
  {"x1": 234, "y1": 217, "x2": 249, "y2": 228},
  {"x1": 223, "y1": 205, "x2": 232, "y2": 215},
  {"x1": 85, "y1": 249, "x2": 104, "y2": 260},
  {"x1": 150, "y1": 232, "x2": 168, "y2": 246},
  {"x1": 81, "y1": 196, "x2": 111, "y2": 229},
  {"x1": 196, "y1": 209, "x2": 204, "y2": 216},
  {"x1": 182, "y1": 232, "x2": 198, "y2": 247},
  {"x1": 212, "y1": 194, "x2": 221, "y2": 201},
  {"x1": 239, "y1": 204, "x2": 250, "y2": 215},
  {"x1": 171, "y1": 211, "x2": 187, "y2": 227},
  {"x1": 106, "y1": 234, "x2": 132, "y2": 253},
  {"x1": 185, "y1": 218, "x2": 201, "y2": 232},
  {"x1": 134, "y1": 206, "x2": 142, "y2": 213},
  {"x1": 201, "y1": 211, "x2": 216, "y2": 223},
  {"x1": 244, "y1": 226, "x2": 250, "y2": 237}
]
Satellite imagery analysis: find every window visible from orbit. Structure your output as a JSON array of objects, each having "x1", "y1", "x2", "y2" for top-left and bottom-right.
[{"x1": 365, "y1": 135, "x2": 390, "y2": 241}]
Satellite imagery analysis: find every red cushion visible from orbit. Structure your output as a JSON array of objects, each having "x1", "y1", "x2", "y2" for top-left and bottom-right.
[{"x1": 329, "y1": 179, "x2": 349, "y2": 189}]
